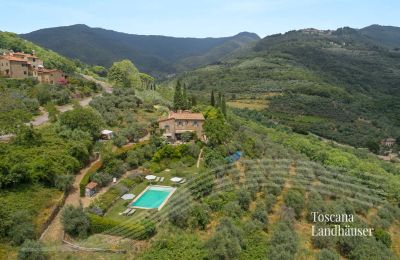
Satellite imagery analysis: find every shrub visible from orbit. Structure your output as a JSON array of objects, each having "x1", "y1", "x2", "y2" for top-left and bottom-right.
[
  {"x1": 236, "y1": 190, "x2": 251, "y2": 211},
  {"x1": 18, "y1": 240, "x2": 46, "y2": 260},
  {"x1": 61, "y1": 205, "x2": 90, "y2": 238},
  {"x1": 284, "y1": 189, "x2": 305, "y2": 219},
  {"x1": 188, "y1": 203, "x2": 210, "y2": 230},
  {"x1": 316, "y1": 249, "x2": 340, "y2": 260},
  {"x1": 223, "y1": 201, "x2": 243, "y2": 219},
  {"x1": 90, "y1": 172, "x2": 112, "y2": 187},
  {"x1": 374, "y1": 228, "x2": 392, "y2": 248},
  {"x1": 9, "y1": 222, "x2": 35, "y2": 245},
  {"x1": 268, "y1": 222, "x2": 298, "y2": 260}
]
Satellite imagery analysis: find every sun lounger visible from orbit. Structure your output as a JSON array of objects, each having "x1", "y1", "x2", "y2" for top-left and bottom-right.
[
  {"x1": 120, "y1": 208, "x2": 131, "y2": 215},
  {"x1": 160, "y1": 177, "x2": 164, "y2": 182},
  {"x1": 127, "y1": 209, "x2": 136, "y2": 216},
  {"x1": 155, "y1": 177, "x2": 160, "y2": 182},
  {"x1": 179, "y1": 179, "x2": 186, "y2": 184}
]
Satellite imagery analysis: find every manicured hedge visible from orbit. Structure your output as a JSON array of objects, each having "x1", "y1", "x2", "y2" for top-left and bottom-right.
[
  {"x1": 79, "y1": 160, "x2": 102, "y2": 197},
  {"x1": 88, "y1": 214, "x2": 156, "y2": 240}
]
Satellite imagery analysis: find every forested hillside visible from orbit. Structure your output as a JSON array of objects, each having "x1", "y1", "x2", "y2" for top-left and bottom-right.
[
  {"x1": 177, "y1": 27, "x2": 400, "y2": 148},
  {"x1": 20, "y1": 24, "x2": 260, "y2": 77},
  {"x1": 0, "y1": 32, "x2": 77, "y2": 73},
  {"x1": 360, "y1": 25, "x2": 400, "y2": 49}
]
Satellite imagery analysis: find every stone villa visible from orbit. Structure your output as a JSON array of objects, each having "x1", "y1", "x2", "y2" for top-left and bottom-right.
[
  {"x1": 0, "y1": 51, "x2": 67, "y2": 84},
  {"x1": 158, "y1": 110, "x2": 205, "y2": 142}
]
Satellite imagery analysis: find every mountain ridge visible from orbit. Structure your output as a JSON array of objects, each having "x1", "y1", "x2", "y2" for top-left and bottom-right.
[{"x1": 20, "y1": 24, "x2": 260, "y2": 77}]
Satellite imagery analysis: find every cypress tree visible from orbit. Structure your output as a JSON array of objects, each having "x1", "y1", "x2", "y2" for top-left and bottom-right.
[
  {"x1": 221, "y1": 94, "x2": 227, "y2": 116},
  {"x1": 191, "y1": 95, "x2": 197, "y2": 107},
  {"x1": 173, "y1": 81, "x2": 184, "y2": 110},
  {"x1": 182, "y1": 84, "x2": 188, "y2": 109},
  {"x1": 211, "y1": 90, "x2": 215, "y2": 106},
  {"x1": 217, "y1": 92, "x2": 222, "y2": 108}
]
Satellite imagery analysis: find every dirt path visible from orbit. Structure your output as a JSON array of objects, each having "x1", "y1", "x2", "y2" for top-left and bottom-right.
[
  {"x1": 29, "y1": 96, "x2": 95, "y2": 126},
  {"x1": 80, "y1": 74, "x2": 113, "y2": 94},
  {"x1": 197, "y1": 148, "x2": 204, "y2": 168},
  {"x1": 40, "y1": 159, "x2": 101, "y2": 243}
]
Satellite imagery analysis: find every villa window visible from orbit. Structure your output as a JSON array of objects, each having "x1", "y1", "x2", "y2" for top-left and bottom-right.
[
  {"x1": 177, "y1": 121, "x2": 183, "y2": 126},
  {"x1": 192, "y1": 121, "x2": 199, "y2": 127}
]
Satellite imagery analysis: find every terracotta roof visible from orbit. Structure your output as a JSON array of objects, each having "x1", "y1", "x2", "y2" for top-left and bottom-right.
[
  {"x1": 38, "y1": 69, "x2": 62, "y2": 74},
  {"x1": 86, "y1": 182, "x2": 98, "y2": 189},
  {"x1": 14, "y1": 52, "x2": 38, "y2": 59},
  {"x1": 0, "y1": 55, "x2": 27, "y2": 62},
  {"x1": 158, "y1": 111, "x2": 205, "y2": 122}
]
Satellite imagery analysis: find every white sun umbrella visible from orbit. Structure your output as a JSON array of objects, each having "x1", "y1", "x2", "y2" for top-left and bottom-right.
[
  {"x1": 121, "y1": 194, "x2": 135, "y2": 200},
  {"x1": 145, "y1": 175, "x2": 157, "y2": 180},
  {"x1": 170, "y1": 177, "x2": 183, "y2": 183}
]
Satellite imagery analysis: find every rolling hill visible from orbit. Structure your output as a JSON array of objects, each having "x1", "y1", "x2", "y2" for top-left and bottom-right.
[
  {"x1": 20, "y1": 24, "x2": 260, "y2": 77},
  {"x1": 176, "y1": 26, "x2": 400, "y2": 148},
  {"x1": 360, "y1": 24, "x2": 400, "y2": 49}
]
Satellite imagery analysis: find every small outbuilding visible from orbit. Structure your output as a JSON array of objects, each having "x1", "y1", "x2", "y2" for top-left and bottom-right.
[
  {"x1": 100, "y1": 129, "x2": 114, "y2": 140},
  {"x1": 85, "y1": 182, "x2": 98, "y2": 197}
]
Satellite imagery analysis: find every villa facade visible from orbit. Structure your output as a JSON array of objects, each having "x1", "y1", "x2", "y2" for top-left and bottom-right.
[
  {"x1": 158, "y1": 110, "x2": 205, "y2": 142},
  {"x1": 0, "y1": 51, "x2": 66, "y2": 84}
]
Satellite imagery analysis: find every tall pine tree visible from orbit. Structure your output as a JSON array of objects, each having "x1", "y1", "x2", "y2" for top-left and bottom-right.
[
  {"x1": 211, "y1": 90, "x2": 215, "y2": 106},
  {"x1": 182, "y1": 84, "x2": 188, "y2": 109},
  {"x1": 221, "y1": 94, "x2": 227, "y2": 116},
  {"x1": 173, "y1": 81, "x2": 184, "y2": 110},
  {"x1": 217, "y1": 92, "x2": 222, "y2": 108}
]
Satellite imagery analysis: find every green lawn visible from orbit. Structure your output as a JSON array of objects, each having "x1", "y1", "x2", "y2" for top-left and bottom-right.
[{"x1": 104, "y1": 164, "x2": 201, "y2": 221}]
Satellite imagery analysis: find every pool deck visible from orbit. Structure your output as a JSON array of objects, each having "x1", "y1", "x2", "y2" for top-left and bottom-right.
[{"x1": 130, "y1": 185, "x2": 176, "y2": 211}]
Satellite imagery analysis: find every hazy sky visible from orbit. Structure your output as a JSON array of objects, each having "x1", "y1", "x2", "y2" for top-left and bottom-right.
[{"x1": 1, "y1": 0, "x2": 399, "y2": 38}]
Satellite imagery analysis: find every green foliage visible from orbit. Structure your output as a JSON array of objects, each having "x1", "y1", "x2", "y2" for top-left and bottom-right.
[
  {"x1": 236, "y1": 190, "x2": 251, "y2": 211},
  {"x1": 374, "y1": 228, "x2": 392, "y2": 248},
  {"x1": 61, "y1": 205, "x2": 90, "y2": 238},
  {"x1": 316, "y1": 249, "x2": 340, "y2": 260},
  {"x1": 90, "y1": 172, "x2": 112, "y2": 187},
  {"x1": 18, "y1": 240, "x2": 47, "y2": 260},
  {"x1": 268, "y1": 222, "x2": 298, "y2": 260},
  {"x1": 0, "y1": 126, "x2": 87, "y2": 188},
  {"x1": 108, "y1": 60, "x2": 141, "y2": 88},
  {"x1": 139, "y1": 232, "x2": 206, "y2": 260},
  {"x1": 152, "y1": 144, "x2": 190, "y2": 162},
  {"x1": 206, "y1": 218, "x2": 244, "y2": 260},
  {"x1": 91, "y1": 65, "x2": 107, "y2": 77},
  {"x1": 284, "y1": 189, "x2": 305, "y2": 219},
  {"x1": 203, "y1": 107, "x2": 232, "y2": 146},
  {"x1": 59, "y1": 107, "x2": 104, "y2": 138},
  {"x1": 188, "y1": 203, "x2": 210, "y2": 230}
]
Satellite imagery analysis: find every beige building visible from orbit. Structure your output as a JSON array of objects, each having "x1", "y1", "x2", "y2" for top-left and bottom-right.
[
  {"x1": 0, "y1": 51, "x2": 65, "y2": 83},
  {"x1": 38, "y1": 69, "x2": 67, "y2": 84},
  {"x1": 158, "y1": 110, "x2": 205, "y2": 142},
  {"x1": 0, "y1": 55, "x2": 29, "y2": 78}
]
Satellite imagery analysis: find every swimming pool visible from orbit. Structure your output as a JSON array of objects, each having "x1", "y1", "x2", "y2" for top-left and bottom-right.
[{"x1": 131, "y1": 185, "x2": 176, "y2": 210}]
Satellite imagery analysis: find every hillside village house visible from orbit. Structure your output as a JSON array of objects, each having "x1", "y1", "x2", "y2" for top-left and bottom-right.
[
  {"x1": 158, "y1": 110, "x2": 205, "y2": 142},
  {"x1": 381, "y1": 138, "x2": 396, "y2": 147},
  {"x1": 0, "y1": 51, "x2": 66, "y2": 83}
]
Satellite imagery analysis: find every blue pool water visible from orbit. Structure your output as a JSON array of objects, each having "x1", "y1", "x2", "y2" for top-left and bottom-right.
[{"x1": 131, "y1": 186, "x2": 174, "y2": 209}]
